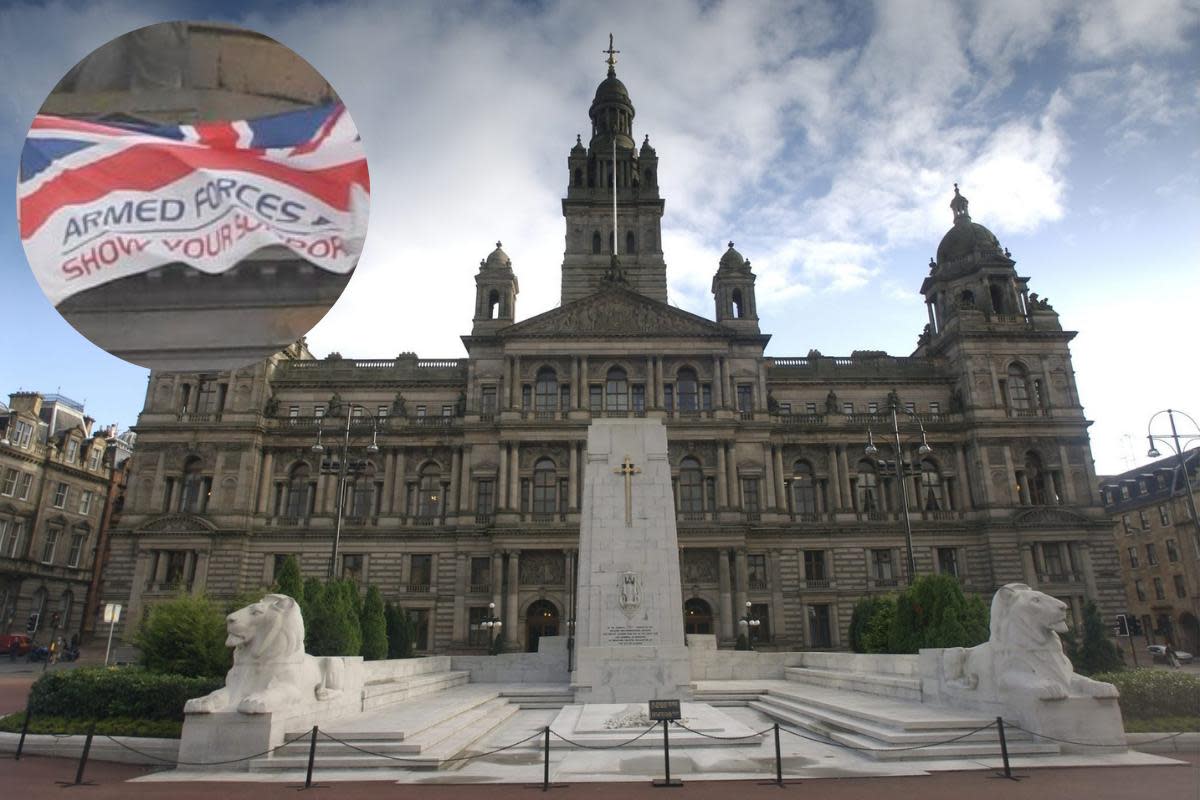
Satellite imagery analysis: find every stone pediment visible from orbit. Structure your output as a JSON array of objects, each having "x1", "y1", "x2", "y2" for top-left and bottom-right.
[
  {"x1": 498, "y1": 287, "x2": 732, "y2": 339},
  {"x1": 1014, "y1": 507, "x2": 1089, "y2": 527},
  {"x1": 138, "y1": 514, "x2": 217, "y2": 533}
]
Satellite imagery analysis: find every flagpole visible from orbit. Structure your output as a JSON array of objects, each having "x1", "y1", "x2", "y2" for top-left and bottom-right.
[{"x1": 612, "y1": 136, "x2": 619, "y2": 258}]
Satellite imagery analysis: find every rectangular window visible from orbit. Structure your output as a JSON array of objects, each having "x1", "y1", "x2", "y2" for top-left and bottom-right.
[
  {"x1": 416, "y1": 405, "x2": 426, "y2": 417},
  {"x1": 67, "y1": 533, "x2": 85, "y2": 568},
  {"x1": 1122, "y1": 514, "x2": 1132, "y2": 534},
  {"x1": 742, "y1": 478, "x2": 760, "y2": 518},
  {"x1": 842, "y1": 402, "x2": 854, "y2": 415},
  {"x1": 702, "y1": 384, "x2": 713, "y2": 410},
  {"x1": 12, "y1": 420, "x2": 34, "y2": 448},
  {"x1": 872, "y1": 549, "x2": 894, "y2": 582},
  {"x1": 1159, "y1": 505, "x2": 1170, "y2": 526},
  {"x1": 803, "y1": 550, "x2": 826, "y2": 582},
  {"x1": 476, "y1": 480, "x2": 495, "y2": 515},
  {"x1": 351, "y1": 406, "x2": 363, "y2": 417},
  {"x1": 632, "y1": 384, "x2": 646, "y2": 412},
  {"x1": 52, "y1": 482, "x2": 68, "y2": 508},
  {"x1": 342, "y1": 554, "x2": 364, "y2": 584},
  {"x1": 314, "y1": 405, "x2": 326, "y2": 418},
  {"x1": 1127, "y1": 546, "x2": 1139, "y2": 568},
  {"x1": 0, "y1": 469, "x2": 15, "y2": 496},
  {"x1": 88, "y1": 448, "x2": 102, "y2": 470},
  {"x1": 289, "y1": 405, "x2": 300, "y2": 417},
  {"x1": 378, "y1": 405, "x2": 388, "y2": 418},
  {"x1": 1139, "y1": 510, "x2": 1151, "y2": 530},
  {"x1": 1153, "y1": 577, "x2": 1165, "y2": 601},
  {"x1": 442, "y1": 405, "x2": 453, "y2": 417},
  {"x1": 1135, "y1": 580, "x2": 1146, "y2": 601},
  {"x1": 41, "y1": 527, "x2": 60, "y2": 564},
  {"x1": 736, "y1": 385, "x2": 753, "y2": 413},
  {"x1": 747, "y1": 554, "x2": 768, "y2": 590},
  {"x1": 1174, "y1": 575, "x2": 1188, "y2": 599},
  {"x1": 481, "y1": 386, "x2": 498, "y2": 413},
  {"x1": 1166, "y1": 539, "x2": 1180, "y2": 562},
  {"x1": 867, "y1": 401, "x2": 878, "y2": 414},
  {"x1": 521, "y1": 385, "x2": 532, "y2": 410},
  {"x1": 777, "y1": 402, "x2": 791, "y2": 415},
  {"x1": 79, "y1": 491, "x2": 93, "y2": 516},
  {"x1": 1042, "y1": 543, "x2": 1065, "y2": 576},
  {"x1": 937, "y1": 547, "x2": 959, "y2": 577},
  {"x1": 272, "y1": 554, "x2": 291, "y2": 581},
  {"x1": 805, "y1": 402, "x2": 817, "y2": 414},
  {"x1": 0, "y1": 519, "x2": 22, "y2": 558},
  {"x1": 409, "y1": 554, "x2": 432, "y2": 588},
  {"x1": 470, "y1": 557, "x2": 491, "y2": 591},
  {"x1": 904, "y1": 402, "x2": 916, "y2": 414},
  {"x1": 807, "y1": 604, "x2": 832, "y2": 648},
  {"x1": 64, "y1": 439, "x2": 78, "y2": 463},
  {"x1": 929, "y1": 401, "x2": 940, "y2": 414},
  {"x1": 1145, "y1": 543, "x2": 1158, "y2": 566},
  {"x1": 560, "y1": 384, "x2": 571, "y2": 411},
  {"x1": 17, "y1": 473, "x2": 31, "y2": 500}
]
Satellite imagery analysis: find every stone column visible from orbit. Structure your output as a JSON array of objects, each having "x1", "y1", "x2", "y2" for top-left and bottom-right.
[
  {"x1": 718, "y1": 549, "x2": 734, "y2": 640},
  {"x1": 459, "y1": 446, "x2": 472, "y2": 511},
  {"x1": 726, "y1": 442, "x2": 739, "y2": 509},
  {"x1": 757, "y1": 365, "x2": 768, "y2": 412},
  {"x1": 509, "y1": 442, "x2": 521, "y2": 512},
  {"x1": 827, "y1": 444, "x2": 842, "y2": 511},
  {"x1": 491, "y1": 551, "x2": 504, "y2": 613},
  {"x1": 655, "y1": 356, "x2": 666, "y2": 409},
  {"x1": 498, "y1": 443, "x2": 509, "y2": 510},
  {"x1": 762, "y1": 443, "x2": 777, "y2": 509},
  {"x1": 183, "y1": 551, "x2": 196, "y2": 592},
  {"x1": 563, "y1": 549, "x2": 575, "y2": 620},
  {"x1": 392, "y1": 448, "x2": 407, "y2": 514},
  {"x1": 769, "y1": 549, "x2": 786, "y2": 644},
  {"x1": 513, "y1": 355, "x2": 522, "y2": 409},
  {"x1": 713, "y1": 355, "x2": 724, "y2": 408},
  {"x1": 453, "y1": 553, "x2": 468, "y2": 643},
  {"x1": 773, "y1": 446, "x2": 786, "y2": 509},
  {"x1": 568, "y1": 442, "x2": 579, "y2": 511},
  {"x1": 192, "y1": 552, "x2": 210, "y2": 595},
  {"x1": 734, "y1": 548, "x2": 748, "y2": 615},
  {"x1": 716, "y1": 443, "x2": 729, "y2": 508},
  {"x1": 954, "y1": 445, "x2": 971, "y2": 510},
  {"x1": 570, "y1": 358, "x2": 580, "y2": 411},
  {"x1": 382, "y1": 451, "x2": 396, "y2": 514},
  {"x1": 505, "y1": 551, "x2": 521, "y2": 639},
  {"x1": 450, "y1": 448, "x2": 462, "y2": 513},
  {"x1": 838, "y1": 446, "x2": 853, "y2": 507},
  {"x1": 154, "y1": 552, "x2": 168, "y2": 586},
  {"x1": 580, "y1": 356, "x2": 589, "y2": 409},
  {"x1": 1076, "y1": 542, "x2": 1098, "y2": 600},
  {"x1": 504, "y1": 356, "x2": 513, "y2": 408},
  {"x1": 1057, "y1": 445, "x2": 1077, "y2": 503},
  {"x1": 314, "y1": 470, "x2": 327, "y2": 514},
  {"x1": 256, "y1": 451, "x2": 273, "y2": 513}
]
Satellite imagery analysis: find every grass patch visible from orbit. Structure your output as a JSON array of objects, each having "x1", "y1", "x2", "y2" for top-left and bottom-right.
[
  {"x1": 0, "y1": 712, "x2": 181, "y2": 739},
  {"x1": 1123, "y1": 716, "x2": 1200, "y2": 733}
]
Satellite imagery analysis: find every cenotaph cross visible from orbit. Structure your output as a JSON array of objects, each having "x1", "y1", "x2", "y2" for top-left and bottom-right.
[{"x1": 613, "y1": 454, "x2": 641, "y2": 527}]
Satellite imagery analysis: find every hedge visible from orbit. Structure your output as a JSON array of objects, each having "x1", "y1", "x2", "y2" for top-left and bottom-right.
[
  {"x1": 1092, "y1": 668, "x2": 1200, "y2": 721},
  {"x1": 0, "y1": 712, "x2": 182, "y2": 739},
  {"x1": 27, "y1": 667, "x2": 222, "y2": 722}
]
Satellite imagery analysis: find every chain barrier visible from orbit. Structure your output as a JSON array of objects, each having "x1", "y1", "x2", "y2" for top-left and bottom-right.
[
  {"x1": 1003, "y1": 720, "x2": 1188, "y2": 748},
  {"x1": 318, "y1": 727, "x2": 545, "y2": 764},
  {"x1": 777, "y1": 719, "x2": 999, "y2": 752},
  {"x1": 548, "y1": 723, "x2": 659, "y2": 749},
  {"x1": 669, "y1": 720, "x2": 775, "y2": 740},
  {"x1": 102, "y1": 729, "x2": 313, "y2": 766}
]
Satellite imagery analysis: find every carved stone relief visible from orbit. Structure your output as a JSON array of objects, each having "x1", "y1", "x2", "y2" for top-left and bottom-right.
[
  {"x1": 519, "y1": 551, "x2": 565, "y2": 585},
  {"x1": 682, "y1": 550, "x2": 719, "y2": 584}
]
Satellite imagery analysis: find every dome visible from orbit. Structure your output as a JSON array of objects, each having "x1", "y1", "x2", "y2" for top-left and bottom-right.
[
  {"x1": 593, "y1": 73, "x2": 630, "y2": 105},
  {"x1": 483, "y1": 241, "x2": 511, "y2": 270},
  {"x1": 936, "y1": 220, "x2": 1001, "y2": 263},
  {"x1": 719, "y1": 241, "x2": 746, "y2": 271},
  {"x1": 571, "y1": 134, "x2": 586, "y2": 156}
]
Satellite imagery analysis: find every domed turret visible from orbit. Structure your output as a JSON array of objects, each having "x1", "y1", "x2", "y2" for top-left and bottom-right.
[
  {"x1": 588, "y1": 34, "x2": 635, "y2": 151},
  {"x1": 712, "y1": 241, "x2": 758, "y2": 329},
  {"x1": 473, "y1": 241, "x2": 518, "y2": 333},
  {"x1": 718, "y1": 241, "x2": 747, "y2": 272},
  {"x1": 936, "y1": 184, "x2": 1003, "y2": 264},
  {"x1": 483, "y1": 240, "x2": 512, "y2": 270}
]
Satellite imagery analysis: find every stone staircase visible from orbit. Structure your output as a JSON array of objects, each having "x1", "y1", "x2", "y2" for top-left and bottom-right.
[
  {"x1": 498, "y1": 686, "x2": 576, "y2": 709},
  {"x1": 695, "y1": 668, "x2": 1061, "y2": 762}
]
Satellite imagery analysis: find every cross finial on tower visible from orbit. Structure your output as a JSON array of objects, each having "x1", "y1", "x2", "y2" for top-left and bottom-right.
[{"x1": 603, "y1": 33, "x2": 620, "y2": 75}]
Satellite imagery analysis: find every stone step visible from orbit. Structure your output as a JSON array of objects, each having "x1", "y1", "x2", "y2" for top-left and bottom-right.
[
  {"x1": 753, "y1": 695, "x2": 1030, "y2": 746},
  {"x1": 411, "y1": 698, "x2": 520, "y2": 765},
  {"x1": 288, "y1": 685, "x2": 501, "y2": 742},
  {"x1": 766, "y1": 685, "x2": 994, "y2": 731},
  {"x1": 361, "y1": 671, "x2": 471, "y2": 710},
  {"x1": 783, "y1": 666, "x2": 923, "y2": 701}
]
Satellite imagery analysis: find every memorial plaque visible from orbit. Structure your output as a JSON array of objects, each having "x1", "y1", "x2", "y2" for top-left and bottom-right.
[{"x1": 648, "y1": 699, "x2": 681, "y2": 721}]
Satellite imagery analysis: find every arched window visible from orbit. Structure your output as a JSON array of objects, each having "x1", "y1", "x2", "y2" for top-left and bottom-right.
[
  {"x1": 1007, "y1": 363, "x2": 1030, "y2": 410},
  {"x1": 731, "y1": 288, "x2": 744, "y2": 318},
  {"x1": 349, "y1": 462, "x2": 378, "y2": 518},
  {"x1": 792, "y1": 461, "x2": 816, "y2": 515},
  {"x1": 418, "y1": 465, "x2": 442, "y2": 518},
  {"x1": 286, "y1": 463, "x2": 311, "y2": 518},
  {"x1": 606, "y1": 367, "x2": 628, "y2": 411},
  {"x1": 856, "y1": 461, "x2": 879, "y2": 512},
  {"x1": 592, "y1": 231, "x2": 602, "y2": 254},
  {"x1": 684, "y1": 598, "x2": 713, "y2": 635},
  {"x1": 487, "y1": 289, "x2": 500, "y2": 319},
  {"x1": 573, "y1": 167, "x2": 582, "y2": 187},
  {"x1": 625, "y1": 231, "x2": 636, "y2": 255},
  {"x1": 679, "y1": 457, "x2": 704, "y2": 513},
  {"x1": 920, "y1": 460, "x2": 945, "y2": 511},
  {"x1": 1024, "y1": 451, "x2": 1051, "y2": 505},
  {"x1": 535, "y1": 367, "x2": 558, "y2": 412},
  {"x1": 533, "y1": 458, "x2": 557, "y2": 515},
  {"x1": 676, "y1": 367, "x2": 699, "y2": 411},
  {"x1": 180, "y1": 456, "x2": 207, "y2": 513},
  {"x1": 990, "y1": 282, "x2": 1005, "y2": 313},
  {"x1": 644, "y1": 168, "x2": 654, "y2": 186},
  {"x1": 959, "y1": 289, "x2": 975, "y2": 306}
]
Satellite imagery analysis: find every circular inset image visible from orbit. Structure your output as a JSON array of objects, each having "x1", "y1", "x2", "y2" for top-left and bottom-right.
[{"x1": 17, "y1": 21, "x2": 370, "y2": 371}]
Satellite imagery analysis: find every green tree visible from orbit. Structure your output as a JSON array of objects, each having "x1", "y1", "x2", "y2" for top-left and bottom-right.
[
  {"x1": 1064, "y1": 600, "x2": 1124, "y2": 675},
  {"x1": 274, "y1": 555, "x2": 303, "y2": 603},
  {"x1": 887, "y1": 574, "x2": 989, "y2": 653},
  {"x1": 360, "y1": 586, "x2": 388, "y2": 661},
  {"x1": 134, "y1": 594, "x2": 230, "y2": 678},
  {"x1": 304, "y1": 581, "x2": 361, "y2": 657},
  {"x1": 385, "y1": 603, "x2": 416, "y2": 659},
  {"x1": 862, "y1": 596, "x2": 897, "y2": 653},
  {"x1": 849, "y1": 596, "x2": 889, "y2": 653}
]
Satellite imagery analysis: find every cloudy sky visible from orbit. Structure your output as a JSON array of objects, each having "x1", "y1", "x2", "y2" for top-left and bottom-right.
[{"x1": 1, "y1": 0, "x2": 1197, "y2": 474}]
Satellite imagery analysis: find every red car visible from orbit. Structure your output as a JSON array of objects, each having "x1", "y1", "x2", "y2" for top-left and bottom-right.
[{"x1": 0, "y1": 634, "x2": 32, "y2": 656}]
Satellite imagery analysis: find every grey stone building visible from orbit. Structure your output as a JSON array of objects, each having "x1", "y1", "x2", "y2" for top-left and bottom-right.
[
  {"x1": 102, "y1": 60, "x2": 1122, "y2": 653},
  {"x1": 0, "y1": 392, "x2": 129, "y2": 641}
]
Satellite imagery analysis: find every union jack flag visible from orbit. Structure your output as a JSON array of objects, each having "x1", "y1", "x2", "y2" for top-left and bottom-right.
[{"x1": 19, "y1": 103, "x2": 370, "y2": 305}]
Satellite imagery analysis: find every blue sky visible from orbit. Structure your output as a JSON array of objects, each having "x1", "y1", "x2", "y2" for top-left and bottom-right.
[{"x1": 0, "y1": 0, "x2": 1197, "y2": 473}]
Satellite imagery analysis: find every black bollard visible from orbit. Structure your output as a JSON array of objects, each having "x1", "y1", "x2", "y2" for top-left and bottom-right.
[
  {"x1": 774, "y1": 723, "x2": 783, "y2": 787},
  {"x1": 14, "y1": 708, "x2": 31, "y2": 761},
  {"x1": 57, "y1": 722, "x2": 96, "y2": 786},
  {"x1": 652, "y1": 720, "x2": 683, "y2": 788},
  {"x1": 304, "y1": 725, "x2": 318, "y2": 789},
  {"x1": 991, "y1": 716, "x2": 1024, "y2": 782},
  {"x1": 543, "y1": 725, "x2": 550, "y2": 791}
]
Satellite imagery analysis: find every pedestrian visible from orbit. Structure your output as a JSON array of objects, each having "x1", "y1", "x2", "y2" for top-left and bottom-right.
[
  {"x1": 47, "y1": 637, "x2": 58, "y2": 665},
  {"x1": 1166, "y1": 642, "x2": 1181, "y2": 669}
]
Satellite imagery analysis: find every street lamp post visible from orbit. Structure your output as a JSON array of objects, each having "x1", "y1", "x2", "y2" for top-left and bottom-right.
[
  {"x1": 481, "y1": 602, "x2": 503, "y2": 653},
  {"x1": 865, "y1": 397, "x2": 932, "y2": 585},
  {"x1": 1146, "y1": 408, "x2": 1200, "y2": 548},
  {"x1": 738, "y1": 601, "x2": 761, "y2": 649},
  {"x1": 565, "y1": 617, "x2": 576, "y2": 672},
  {"x1": 312, "y1": 406, "x2": 379, "y2": 580}
]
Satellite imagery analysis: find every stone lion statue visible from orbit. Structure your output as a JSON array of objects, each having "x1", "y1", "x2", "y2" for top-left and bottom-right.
[
  {"x1": 184, "y1": 594, "x2": 344, "y2": 715},
  {"x1": 948, "y1": 583, "x2": 1118, "y2": 701}
]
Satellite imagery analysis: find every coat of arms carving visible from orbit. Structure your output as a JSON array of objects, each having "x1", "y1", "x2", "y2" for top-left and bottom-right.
[{"x1": 618, "y1": 571, "x2": 641, "y2": 617}]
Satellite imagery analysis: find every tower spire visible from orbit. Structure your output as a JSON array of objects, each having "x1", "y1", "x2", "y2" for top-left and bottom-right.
[{"x1": 603, "y1": 33, "x2": 620, "y2": 77}]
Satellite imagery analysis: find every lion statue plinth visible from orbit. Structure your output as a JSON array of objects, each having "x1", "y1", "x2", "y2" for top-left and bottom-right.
[
  {"x1": 947, "y1": 583, "x2": 1118, "y2": 701},
  {"x1": 184, "y1": 593, "x2": 344, "y2": 715}
]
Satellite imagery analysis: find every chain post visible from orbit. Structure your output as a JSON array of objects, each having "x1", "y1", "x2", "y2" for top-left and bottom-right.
[{"x1": 15, "y1": 707, "x2": 31, "y2": 760}]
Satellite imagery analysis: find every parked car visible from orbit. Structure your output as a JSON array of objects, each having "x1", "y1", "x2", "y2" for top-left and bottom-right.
[
  {"x1": 1147, "y1": 645, "x2": 1194, "y2": 664},
  {"x1": 0, "y1": 634, "x2": 32, "y2": 657}
]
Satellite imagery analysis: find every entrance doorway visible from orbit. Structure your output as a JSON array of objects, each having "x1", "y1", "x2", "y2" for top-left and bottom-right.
[
  {"x1": 525, "y1": 599, "x2": 559, "y2": 652},
  {"x1": 684, "y1": 598, "x2": 713, "y2": 635}
]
